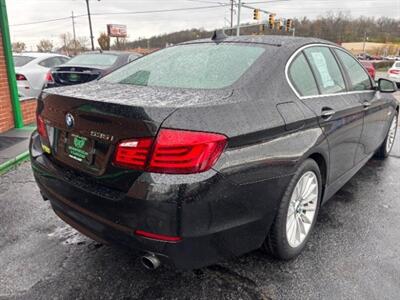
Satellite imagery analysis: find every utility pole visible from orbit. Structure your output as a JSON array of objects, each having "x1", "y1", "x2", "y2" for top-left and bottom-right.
[
  {"x1": 85, "y1": 0, "x2": 96, "y2": 51},
  {"x1": 236, "y1": 0, "x2": 242, "y2": 36},
  {"x1": 71, "y1": 11, "x2": 77, "y2": 50},
  {"x1": 362, "y1": 31, "x2": 367, "y2": 54},
  {"x1": 230, "y1": 0, "x2": 234, "y2": 35}
]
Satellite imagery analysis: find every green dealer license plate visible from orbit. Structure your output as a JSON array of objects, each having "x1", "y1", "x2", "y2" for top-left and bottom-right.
[{"x1": 66, "y1": 133, "x2": 94, "y2": 164}]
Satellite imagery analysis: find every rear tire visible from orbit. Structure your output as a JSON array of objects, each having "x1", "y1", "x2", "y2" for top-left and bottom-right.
[
  {"x1": 375, "y1": 113, "x2": 398, "y2": 160},
  {"x1": 263, "y1": 159, "x2": 322, "y2": 260}
]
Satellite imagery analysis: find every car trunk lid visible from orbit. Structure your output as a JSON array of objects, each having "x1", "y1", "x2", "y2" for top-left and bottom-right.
[{"x1": 39, "y1": 82, "x2": 232, "y2": 192}]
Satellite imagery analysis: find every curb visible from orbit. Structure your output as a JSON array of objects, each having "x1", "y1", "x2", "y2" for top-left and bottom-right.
[{"x1": 0, "y1": 150, "x2": 30, "y2": 175}]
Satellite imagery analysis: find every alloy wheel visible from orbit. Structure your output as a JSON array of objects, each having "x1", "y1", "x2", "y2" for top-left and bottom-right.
[{"x1": 286, "y1": 171, "x2": 318, "y2": 248}]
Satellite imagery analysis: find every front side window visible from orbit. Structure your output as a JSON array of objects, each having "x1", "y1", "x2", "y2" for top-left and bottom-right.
[
  {"x1": 304, "y1": 46, "x2": 346, "y2": 95},
  {"x1": 102, "y1": 44, "x2": 265, "y2": 89},
  {"x1": 334, "y1": 49, "x2": 372, "y2": 91},
  {"x1": 288, "y1": 53, "x2": 319, "y2": 97}
]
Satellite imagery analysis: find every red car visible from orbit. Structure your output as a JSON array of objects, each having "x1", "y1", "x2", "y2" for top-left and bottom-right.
[{"x1": 361, "y1": 61, "x2": 376, "y2": 80}]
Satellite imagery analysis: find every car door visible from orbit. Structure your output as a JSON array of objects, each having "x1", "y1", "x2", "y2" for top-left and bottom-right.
[
  {"x1": 333, "y1": 48, "x2": 391, "y2": 161},
  {"x1": 288, "y1": 45, "x2": 365, "y2": 184}
]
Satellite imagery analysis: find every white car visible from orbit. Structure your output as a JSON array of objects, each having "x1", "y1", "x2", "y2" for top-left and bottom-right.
[
  {"x1": 14, "y1": 53, "x2": 69, "y2": 99},
  {"x1": 388, "y1": 61, "x2": 400, "y2": 87}
]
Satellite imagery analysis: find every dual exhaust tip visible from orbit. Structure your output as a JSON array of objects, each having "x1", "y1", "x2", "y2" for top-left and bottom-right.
[{"x1": 140, "y1": 253, "x2": 161, "y2": 270}]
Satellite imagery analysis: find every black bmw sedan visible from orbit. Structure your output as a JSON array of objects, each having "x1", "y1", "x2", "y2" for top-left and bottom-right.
[
  {"x1": 30, "y1": 35, "x2": 398, "y2": 270},
  {"x1": 45, "y1": 51, "x2": 141, "y2": 88}
]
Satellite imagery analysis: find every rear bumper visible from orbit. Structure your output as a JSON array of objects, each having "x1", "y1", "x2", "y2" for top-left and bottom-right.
[{"x1": 30, "y1": 131, "x2": 287, "y2": 269}]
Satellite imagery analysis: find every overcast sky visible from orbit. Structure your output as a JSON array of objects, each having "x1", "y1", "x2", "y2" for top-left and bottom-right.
[{"x1": 7, "y1": 0, "x2": 400, "y2": 50}]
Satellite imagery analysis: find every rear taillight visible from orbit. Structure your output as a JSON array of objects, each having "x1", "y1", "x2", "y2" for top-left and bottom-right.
[
  {"x1": 36, "y1": 114, "x2": 48, "y2": 138},
  {"x1": 45, "y1": 71, "x2": 54, "y2": 84},
  {"x1": 113, "y1": 129, "x2": 227, "y2": 174},
  {"x1": 148, "y1": 129, "x2": 227, "y2": 174},
  {"x1": 113, "y1": 137, "x2": 153, "y2": 170},
  {"x1": 16, "y1": 73, "x2": 27, "y2": 81},
  {"x1": 389, "y1": 69, "x2": 400, "y2": 75}
]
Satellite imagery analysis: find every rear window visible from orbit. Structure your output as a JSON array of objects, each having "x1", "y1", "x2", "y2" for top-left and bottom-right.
[
  {"x1": 102, "y1": 44, "x2": 265, "y2": 89},
  {"x1": 13, "y1": 56, "x2": 35, "y2": 67},
  {"x1": 65, "y1": 54, "x2": 118, "y2": 67},
  {"x1": 395, "y1": 62, "x2": 400, "y2": 68}
]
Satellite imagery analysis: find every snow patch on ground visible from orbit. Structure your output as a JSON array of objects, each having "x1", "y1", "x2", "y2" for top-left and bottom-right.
[{"x1": 48, "y1": 225, "x2": 88, "y2": 245}]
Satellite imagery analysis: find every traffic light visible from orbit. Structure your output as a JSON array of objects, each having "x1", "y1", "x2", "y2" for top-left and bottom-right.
[
  {"x1": 253, "y1": 9, "x2": 260, "y2": 20},
  {"x1": 278, "y1": 19, "x2": 284, "y2": 31},
  {"x1": 286, "y1": 19, "x2": 293, "y2": 32},
  {"x1": 268, "y1": 14, "x2": 275, "y2": 29}
]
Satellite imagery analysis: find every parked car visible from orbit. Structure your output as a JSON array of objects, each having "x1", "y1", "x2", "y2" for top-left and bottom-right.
[
  {"x1": 388, "y1": 61, "x2": 400, "y2": 87},
  {"x1": 356, "y1": 53, "x2": 372, "y2": 60},
  {"x1": 45, "y1": 51, "x2": 141, "y2": 88},
  {"x1": 360, "y1": 61, "x2": 376, "y2": 80},
  {"x1": 13, "y1": 52, "x2": 69, "y2": 99},
  {"x1": 30, "y1": 35, "x2": 399, "y2": 270}
]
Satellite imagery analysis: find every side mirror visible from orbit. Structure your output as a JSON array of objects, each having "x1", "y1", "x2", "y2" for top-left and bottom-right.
[{"x1": 378, "y1": 78, "x2": 397, "y2": 93}]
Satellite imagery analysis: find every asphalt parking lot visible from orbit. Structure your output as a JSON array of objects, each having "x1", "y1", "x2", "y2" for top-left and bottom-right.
[{"x1": 1, "y1": 110, "x2": 400, "y2": 300}]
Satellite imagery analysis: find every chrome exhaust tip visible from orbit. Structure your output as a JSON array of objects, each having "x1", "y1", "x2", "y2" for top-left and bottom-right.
[{"x1": 141, "y1": 254, "x2": 161, "y2": 270}]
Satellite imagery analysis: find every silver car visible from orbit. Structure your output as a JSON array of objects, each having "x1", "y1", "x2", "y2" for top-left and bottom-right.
[{"x1": 14, "y1": 52, "x2": 69, "y2": 99}]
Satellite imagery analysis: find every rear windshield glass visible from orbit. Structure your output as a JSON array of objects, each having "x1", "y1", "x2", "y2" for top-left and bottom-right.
[
  {"x1": 13, "y1": 56, "x2": 35, "y2": 67},
  {"x1": 101, "y1": 44, "x2": 265, "y2": 89},
  {"x1": 65, "y1": 54, "x2": 118, "y2": 67},
  {"x1": 395, "y1": 62, "x2": 400, "y2": 68}
]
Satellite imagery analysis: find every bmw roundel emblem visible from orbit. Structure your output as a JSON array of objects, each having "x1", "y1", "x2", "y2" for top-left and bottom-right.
[{"x1": 65, "y1": 113, "x2": 74, "y2": 128}]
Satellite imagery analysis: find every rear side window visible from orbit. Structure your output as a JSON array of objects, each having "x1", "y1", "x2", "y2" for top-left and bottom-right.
[
  {"x1": 39, "y1": 57, "x2": 62, "y2": 68},
  {"x1": 334, "y1": 49, "x2": 372, "y2": 91},
  {"x1": 304, "y1": 47, "x2": 346, "y2": 95},
  {"x1": 289, "y1": 53, "x2": 319, "y2": 97},
  {"x1": 13, "y1": 56, "x2": 35, "y2": 67},
  {"x1": 102, "y1": 44, "x2": 265, "y2": 89}
]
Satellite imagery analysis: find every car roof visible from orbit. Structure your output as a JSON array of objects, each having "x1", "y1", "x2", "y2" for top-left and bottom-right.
[
  {"x1": 180, "y1": 34, "x2": 334, "y2": 48},
  {"x1": 77, "y1": 51, "x2": 141, "y2": 57},
  {"x1": 13, "y1": 52, "x2": 68, "y2": 58}
]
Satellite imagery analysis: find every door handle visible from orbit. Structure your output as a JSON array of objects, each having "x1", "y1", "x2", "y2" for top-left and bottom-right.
[
  {"x1": 363, "y1": 101, "x2": 371, "y2": 109},
  {"x1": 321, "y1": 107, "x2": 335, "y2": 119}
]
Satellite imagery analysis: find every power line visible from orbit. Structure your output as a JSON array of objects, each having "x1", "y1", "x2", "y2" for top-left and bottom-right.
[
  {"x1": 10, "y1": 14, "x2": 86, "y2": 27},
  {"x1": 10, "y1": 0, "x2": 289, "y2": 26}
]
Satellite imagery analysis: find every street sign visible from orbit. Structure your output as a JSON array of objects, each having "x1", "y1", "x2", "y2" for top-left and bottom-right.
[{"x1": 107, "y1": 24, "x2": 127, "y2": 38}]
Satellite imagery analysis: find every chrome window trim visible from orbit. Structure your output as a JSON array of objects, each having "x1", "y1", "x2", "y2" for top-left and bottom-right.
[{"x1": 285, "y1": 43, "x2": 375, "y2": 100}]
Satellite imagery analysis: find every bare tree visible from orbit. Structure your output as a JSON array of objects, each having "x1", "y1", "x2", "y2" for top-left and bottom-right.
[
  {"x1": 37, "y1": 39, "x2": 54, "y2": 52},
  {"x1": 112, "y1": 37, "x2": 128, "y2": 50},
  {"x1": 12, "y1": 41, "x2": 26, "y2": 53},
  {"x1": 59, "y1": 32, "x2": 89, "y2": 55}
]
